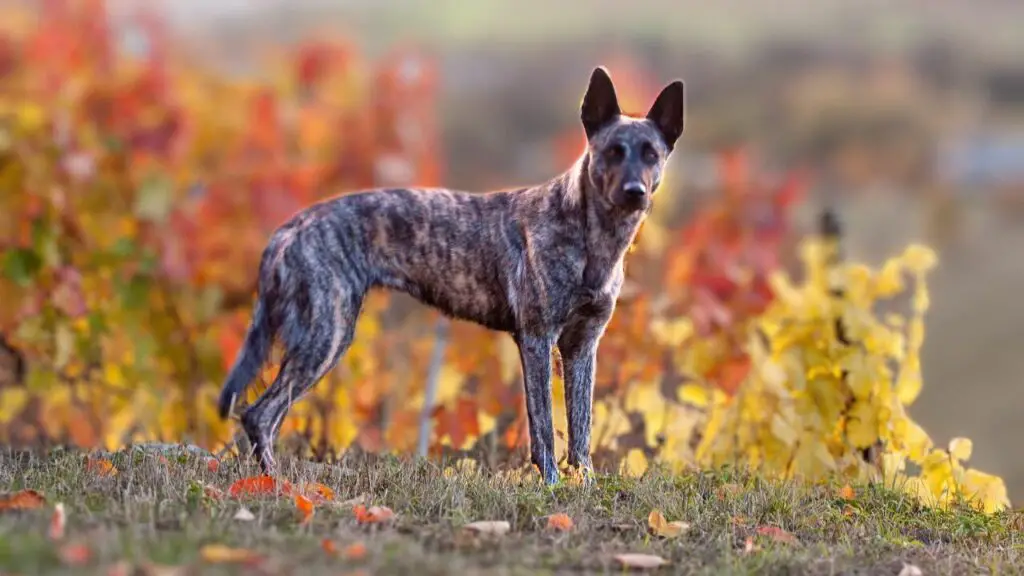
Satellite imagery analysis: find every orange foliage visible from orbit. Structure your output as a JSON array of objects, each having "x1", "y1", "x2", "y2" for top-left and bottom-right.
[{"x1": 0, "y1": 1, "x2": 806, "y2": 475}]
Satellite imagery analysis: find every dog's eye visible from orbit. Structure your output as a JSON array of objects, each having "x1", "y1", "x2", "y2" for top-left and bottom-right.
[
  {"x1": 605, "y1": 144, "x2": 626, "y2": 163},
  {"x1": 642, "y1": 143, "x2": 658, "y2": 164}
]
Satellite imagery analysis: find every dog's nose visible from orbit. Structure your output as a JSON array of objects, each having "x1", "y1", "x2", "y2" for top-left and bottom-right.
[{"x1": 623, "y1": 182, "x2": 647, "y2": 199}]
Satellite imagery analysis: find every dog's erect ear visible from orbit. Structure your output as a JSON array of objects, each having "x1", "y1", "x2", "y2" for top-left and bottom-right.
[
  {"x1": 581, "y1": 66, "x2": 621, "y2": 140},
  {"x1": 646, "y1": 80, "x2": 685, "y2": 151}
]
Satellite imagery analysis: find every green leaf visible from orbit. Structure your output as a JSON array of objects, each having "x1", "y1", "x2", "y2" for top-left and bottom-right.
[
  {"x1": 2, "y1": 248, "x2": 43, "y2": 286},
  {"x1": 134, "y1": 175, "x2": 175, "y2": 223},
  {"x1": 119, "y1": 274, "x2": 152, "y2": 310},
  {"x1": 110, "y1": 237, "x2": 137, "y2": 260}
]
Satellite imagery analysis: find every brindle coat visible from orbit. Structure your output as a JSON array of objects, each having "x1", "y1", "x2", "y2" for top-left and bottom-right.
[{"x1": 217, "y1": 66, "x2": 685, "y2": 484}]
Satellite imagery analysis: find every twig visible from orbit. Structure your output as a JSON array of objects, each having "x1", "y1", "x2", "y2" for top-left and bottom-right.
[{"x1": 416, "y1": 315, "x2": 451, "y2": 458}]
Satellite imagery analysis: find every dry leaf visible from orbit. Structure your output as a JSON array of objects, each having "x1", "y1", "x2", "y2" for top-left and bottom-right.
[
  {"x1": 743, "y1": 536, "x2": 760, "y2": 554},
  {"x1": 139, "y1": 561, "x2": 187, "y2": 576},
  {"x1": 105, "y1": 560, "x2": 133, "y2": 576},
  {"x1": 463, "y1": 520, "x2": 511, "y2": 536},
  {"x1": 86, "y1": 458, "x2": 117, "y2": 476},
  {"x1": 343, "y1": 542, "x2": 368, "y2": 561},
  {"x1": 756, "y1": 525, "x2": 798, "y2": 544},
  {"x1": 0, "y1": 489, "x2": 46, "y2": 511},
  {"x1": 49, "y1": 503, "x2": 66, "y2": 540},
  {"x1": 295, "y1": 493, "x2": 315, "y2": 524},
  {"x1": 58, "y1": 542, "x2": 92, "y2": 566},
  {"x1": 228, "y1": 475, "x2": 294, "y2": 498},
  {"x1": 839, "y1": 484, "x2": 855, "y2": 500},
  {"x1": 202, "y1": 484, "x2": 224, "y2": 500},
  {"x1": 353, "y1": 504, "x2": 394, "y2": 524},
  {"x1": 613, "y1": 553, "x2": 669, "y2": 569},
  {"x1": 199, "y1": 544, "x2": 263, "y2": 565},
  {"x1": 233, "y1": 507, "x2": 255, "y2": 521},
  {"x1": 546, "y1": 513, "x2": 574, "y2": 532},
  {"x1": 716, "y1": 483, "x2": 741, "y2": 500},
  {"x1": 647, "y1": 509, "x2": 690, "y2": 538},
  {"x1": 898, "y1": 563, "x2": 923, "y2": 576},
  {"x1": 338, "y1": 494, "x2": 367, "y2": 508},
  {"x1": 301, "y1": 482, "x2": 335, "y2": 503}
]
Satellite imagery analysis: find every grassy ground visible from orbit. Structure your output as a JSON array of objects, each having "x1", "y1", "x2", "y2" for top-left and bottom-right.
[{"x1": 0, "y1": 447, "x2": 1021, "y2": 575}]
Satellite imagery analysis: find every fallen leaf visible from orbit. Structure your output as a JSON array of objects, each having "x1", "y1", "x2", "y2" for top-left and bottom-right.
[
  {"x1": 340, "y1": 494, "x2": 367, "y2": 506},
  {"x1": 199, "y1": 544, "x2": 263, "y2": 565},
  {"x1": 106, "y1": 561, "x2": 133, "y2": 576},
  {"x1": 353, "y1": 504, "x2": 394, "y2": 524},
  {"x1": 233, "y1": 507, "x2": 255, "y2": 521},
  {"x1": 86, "y1": 458, "x2": 117, "y2": 476},
  {"x1": 343, "y1": 542, "x2": 368, "y2": 561},
  {"x1": 206, "y1": 458, "x2": 220, "y2": 473},
  {"x1": 49, "y1": 502, "x2": 66, "y2": 540},
  {"x1": 58, "y1": 542, "x2": 92, "y2": 566},
  {"x1": 228, "y1": 475, "x2": 293, "y2": 498},
  {"x1": 0, "y1": 489, "x2": 46, "y2": 511},
  {"x1": 839, "y1": 484, "x2": 855, "y2": 500},
  {"x1": 647, "y1": 509, "x2": 690, "y2": 538},
  {"x1": 743, "y1": 536, "x2": 760, "y2": 554},
  {"x1": 756, "y1": 525, "x2": 798, "y2": 544},
  {"x1": 898, "y1": 563, "x2": 924, "y2": 576},
  {"x1": 731, "y1": 515, "x2": 747, "y2": 526},
  {"x1": 321, "y1": 539, "x2": 338, "y2": 556},
  {"x1": 301, "y1": 482, "x2": 335, "y2": 503},
  {"x1": 463, "y1": 520, "x2": 511, "y2": 536},
  {"x1": 613, "y1": 553, "x2": 669, "y2": 569},
  {"x1": 202, "y1": 484, "x2": 224, "y2": 500},
  {"x1": 139, "y1": 561, "x2": 187, "y2": 576},
  {"x1": 546, "y1": 513, "x2": 574, "y2": 532},
  {"x1": 295, "y1": 493, "x2": 315, "y2": 524},
  {"x1": 716, "y1": 483, "x2": 741, "y2": 500}
]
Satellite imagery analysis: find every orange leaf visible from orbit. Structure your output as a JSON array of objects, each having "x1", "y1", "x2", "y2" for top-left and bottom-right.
[
  {"x1": 206, "y1": 459, "x2": 220, "y2": 474},
  {"x1": 295, "y1": 493, "x2": 314, "y2": 524},
  {"x1": 756, "y1": 525, "x2": 798, "y2": 544},
  {"x1": 300, "y1": 482, "x2": 335, "y2": 503},
  {"x1": 321, "y1": 539, "x2": 338, "y2": 556},
  {"x1": 58, "y1": 543, "x2": 92, "y2": 566},
  {"x1": 0, "y1": 489, "x2": 46, "y2": 511},
  {"x1": 86, "y1": 458, "x2": 117, "y2": 477},
  {"x1": 228, "y1": 475, "x2": 294, "y2": 499},
  {"x1": 343, "y1": 542, "x2": 368, "y2": 561},
  {"x1": 49, "y1": 503, "x2": 66, "y2": 540},
  {"x1": 647, "y1": 509, "x2": 690, "y2": 538},
  {"x1": 545, "y1": 513, "x2": 574, "y2": 532},
  {"x1": 199, "y1": 544, "x2": 263, "y2": 566},
  {"x1": 353, "y1": 504, "x2": 394, "y2": 524},
  {"x1": 839, "y1": 485, "x2": 855, "y2": 500}
]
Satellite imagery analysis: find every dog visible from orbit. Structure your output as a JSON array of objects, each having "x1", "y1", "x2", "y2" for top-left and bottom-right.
[{"x1": 217, "y1": 66, "x2": 685, "y2": 484}]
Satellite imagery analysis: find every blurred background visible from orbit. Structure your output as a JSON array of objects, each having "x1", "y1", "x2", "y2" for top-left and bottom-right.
[{"x1": 1, "y1": 0, "x2": 1023, "y2": 501}]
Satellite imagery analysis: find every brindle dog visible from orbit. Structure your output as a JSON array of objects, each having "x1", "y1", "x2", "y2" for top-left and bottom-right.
[{"x1": 217, "y1": 66, "x2": 685, "y2": 484}]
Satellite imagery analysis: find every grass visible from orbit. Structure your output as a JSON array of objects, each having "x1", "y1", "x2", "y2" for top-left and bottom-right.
[{"x1": 0, "y1": 446, "x2": 1021, "y2": 575}]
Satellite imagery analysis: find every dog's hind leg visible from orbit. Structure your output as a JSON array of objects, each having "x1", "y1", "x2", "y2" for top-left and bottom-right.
[{"x1": 241, "y1": 280, "x2": 362, "y2": 475}]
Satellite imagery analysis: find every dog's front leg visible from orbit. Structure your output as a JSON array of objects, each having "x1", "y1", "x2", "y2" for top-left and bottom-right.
[
  {"x1": 516, "y1": 332, "x2": 559, "y2": 485},
  {"x1": 557, "y1": 313, "x2": 608, "y2": 479}
]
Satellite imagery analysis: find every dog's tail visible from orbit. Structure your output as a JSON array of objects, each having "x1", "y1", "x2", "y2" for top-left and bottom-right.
[{"x1": 217, "y1": 298, "x2": 273, "y2": 419}]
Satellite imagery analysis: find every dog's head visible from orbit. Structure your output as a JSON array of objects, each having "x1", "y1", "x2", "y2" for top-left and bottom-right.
[{"x1": 579, "y1": 66, "x2": 684, "y2": 213}]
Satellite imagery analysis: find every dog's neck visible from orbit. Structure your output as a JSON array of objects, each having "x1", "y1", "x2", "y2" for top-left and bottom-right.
[{"x1": 562, "y1": 152, "x2": 647, "y2": 286}]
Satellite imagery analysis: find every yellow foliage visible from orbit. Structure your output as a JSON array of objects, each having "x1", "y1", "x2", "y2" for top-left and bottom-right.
[{"x1": 681, "y1": 237, "x2": 1009, "y2": 514}]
